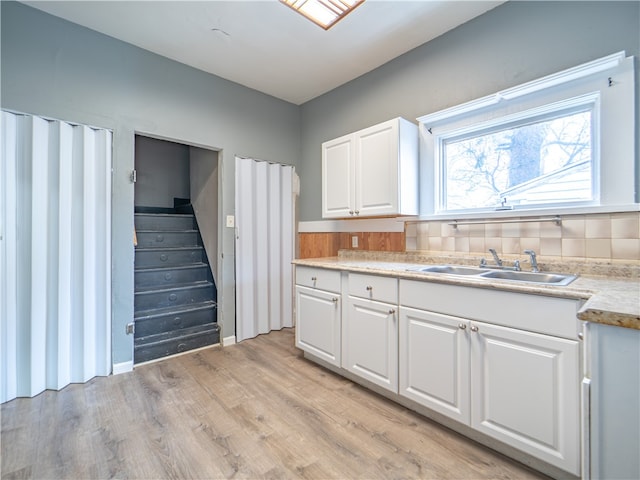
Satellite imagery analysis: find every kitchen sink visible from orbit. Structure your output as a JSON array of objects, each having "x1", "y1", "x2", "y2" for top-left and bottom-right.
[
  {"x1": 408, "y1": 264, "x2": 577, "y2": 286},
  {"x1": 415, "y1": 265, "x2": 488, "y2": 275},
  {"x1": 479, "y1": 270, "x2": 577, "y2": 285}
]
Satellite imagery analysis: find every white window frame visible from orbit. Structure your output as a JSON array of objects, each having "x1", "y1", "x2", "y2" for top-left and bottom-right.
[{"x1": 417, "y1": 51, "x2": 637, "y2": 219}]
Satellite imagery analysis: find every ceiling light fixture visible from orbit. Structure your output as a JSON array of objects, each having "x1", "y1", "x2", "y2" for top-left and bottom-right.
[{"x1": 280, "y1": 0, "x2": 365, "y2": 30}]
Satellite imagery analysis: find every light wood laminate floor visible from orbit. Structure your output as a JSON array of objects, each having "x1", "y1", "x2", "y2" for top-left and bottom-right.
[{"x1": 1, "y1": 328, "x2": 547, "y2": 479}]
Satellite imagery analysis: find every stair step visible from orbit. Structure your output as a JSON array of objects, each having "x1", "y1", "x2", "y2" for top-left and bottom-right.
[
  {"x1": 134, "y1": 323, "x2": 220, "y2": 364},
  {"x1": 135, "y1": 230, "x2": 200, "y2": 248},
  {"x1": 135, "y1": 263, "x2": 210, "y2": 290},
  {"x1": 135, "y1": 300, "x2": 217, "y2": 321},
  {"x1": 133, "y1": 207, "x2": 217, "y2": 364},
  {"x1": 134, "y1": 213, "x2": 195, "y2": 231},
  {"x1": 134, "y1": 246, "x2": 203, "y2": 268},
  {"x1": 134, "y1": 281, "x2": 214, "y2": 311},
  {"x1": 134, "y1": 302, "x2": 216, "y2": 337}
]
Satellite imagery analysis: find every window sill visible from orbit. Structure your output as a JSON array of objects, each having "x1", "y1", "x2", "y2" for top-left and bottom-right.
[{"x1": 411, "y1": 204, "x2": 639, "y2": 223}]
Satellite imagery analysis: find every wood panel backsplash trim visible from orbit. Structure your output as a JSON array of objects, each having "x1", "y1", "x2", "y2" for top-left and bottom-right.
[{"x1": 299, "y1": 232, "x2": 405, "y2": 259}]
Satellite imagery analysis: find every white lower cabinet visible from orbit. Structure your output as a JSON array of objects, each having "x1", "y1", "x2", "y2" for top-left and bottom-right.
[
  {"x1": 584, "y1": 323, "x2": 640, "y2": 480},
  {"x1": 295, "y1": 267, "x2": 582, "y2": 477},
  {"x1": 399, "y1": 279, "x2": 581, "y2": 476},
  {"x1": 295, "y1": 286, "x2": 341, "y2": 367},
  {"x1": 344, "y1": 296, "x2": 398, "y2": 392},
  {"x1": 399, "y1": 307, "x2": 470, "y2": 423},
  {"x1": 295, "y1": 266, "x2": 342, "y2": 367},
  {"x1": 470, "y1": 321, "x2": 580, "y2": 475},
  {"x1": 343, "y1": 273, "x2": 399, "y2": 393}
]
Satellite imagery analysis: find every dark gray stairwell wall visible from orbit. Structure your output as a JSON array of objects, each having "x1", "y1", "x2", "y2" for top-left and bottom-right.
[
  {"x1": 190, "y1": 146, "x2": 219, "y2": 285},
  {"x1": 134, "y1": 136, "x2": 219, "y2": 286},
  {"x1": 135, "y1": 136, "x2": 191, "y2": 209}
]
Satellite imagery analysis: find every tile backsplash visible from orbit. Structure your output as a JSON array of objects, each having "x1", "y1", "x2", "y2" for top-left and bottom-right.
[{"x1": 406, "y1": 212, "x2": 640, "y2": 262}]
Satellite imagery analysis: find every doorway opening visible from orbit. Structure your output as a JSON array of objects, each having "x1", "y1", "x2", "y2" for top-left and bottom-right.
[{"x1": 133, "y1": 135, "x2": 220, "y2": 364}]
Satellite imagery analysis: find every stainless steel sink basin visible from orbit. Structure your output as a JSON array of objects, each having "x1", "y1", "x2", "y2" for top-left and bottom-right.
[
  {"x1": 416, "y1": 265, "x2": 487, "y2": 275},
  {"x1": 408, "y1": 264, "x2": 577, "y2": 286},
  {"x1": 479, "y1": 270, "x2": 577, "y2": 285}
]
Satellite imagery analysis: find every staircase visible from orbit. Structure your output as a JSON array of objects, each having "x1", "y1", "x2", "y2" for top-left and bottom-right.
[{"x1": 134, "y1": 208, "x2": 219, "y2": 364}]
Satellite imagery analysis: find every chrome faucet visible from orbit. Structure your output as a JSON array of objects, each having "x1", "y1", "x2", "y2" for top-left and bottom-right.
[
  {"x1": 488, "y1": 248, "x2": 503, "y2": 266},
  {"x1": 480, "y1": 248, "x2": 521, "y2": 271},
  {"x1": 524, "y1": 249, "x2": 539, "y2": 273}
]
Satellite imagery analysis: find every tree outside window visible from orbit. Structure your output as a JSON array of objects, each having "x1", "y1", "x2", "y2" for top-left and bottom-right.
[{"x1": 443, "y1": 110, "x2": 592, "y2": 211}]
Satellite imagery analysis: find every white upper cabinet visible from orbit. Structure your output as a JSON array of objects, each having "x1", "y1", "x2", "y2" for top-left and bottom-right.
[
  {"x1": 322, "y1": 134, "x2": 354, "y2": 218},
  {"x1": 322, "y1": 118, "x2": 418, "y2": 218}
]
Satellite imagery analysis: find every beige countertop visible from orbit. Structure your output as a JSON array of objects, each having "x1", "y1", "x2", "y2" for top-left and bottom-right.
[{"x1": 293, "y1": 252, "x2": 640, "y2": 331}]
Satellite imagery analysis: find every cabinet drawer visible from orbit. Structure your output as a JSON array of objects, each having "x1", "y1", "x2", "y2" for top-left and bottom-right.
[
  {"x1": 349, "y1": 273, "x2": 398, "y2": 304},
  {"x1": 295, "y1": 266, "x2": 341, "y2": 293}
]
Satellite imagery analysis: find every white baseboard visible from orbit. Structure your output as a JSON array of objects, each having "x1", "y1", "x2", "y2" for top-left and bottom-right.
[
  {"x1": 112, "y1": 361, "x2": 133, "y2": 375},
  {"x1": 222, "y1": 335, "x2": 236, "y2": 346}
]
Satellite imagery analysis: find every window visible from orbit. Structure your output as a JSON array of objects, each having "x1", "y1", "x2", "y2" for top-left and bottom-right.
[
  {"x1": 442, "y1": 97, "x2": 596, "y2": 212},
  {"x1": 418, "y1": 52, "x2": 636, "y2": 217},
  {"x1": 280, "y1": 0, "x2": 365, "y2": 30}
]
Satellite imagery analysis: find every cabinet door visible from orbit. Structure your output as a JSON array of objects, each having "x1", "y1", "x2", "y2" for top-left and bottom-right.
[
  {"x1": 470, "y1": 321, "x2": 580, "y2": 476},
  {"x1": 399, "y1": 307, "x2": 470, "y2": 424},
  {"x1": 295, "y1": 286, "x2": 341, "y2": 367},
  {"x1": 343, "y1": 296, "x2": 398, "y2": 392},
  {"x1": 322, "y1": 134, "x2": 354, "y2": 218},
  {"x1": 586, "y1": 323, "x2": 640, "y2": 480},
  {"x1": 355, "y1": 120, "x2": 399, "y2": 217}
]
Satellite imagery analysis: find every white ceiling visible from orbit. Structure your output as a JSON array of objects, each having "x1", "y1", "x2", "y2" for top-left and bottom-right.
[{"x1": 23, "y1": 1, "x2": 505, "y2": 105}]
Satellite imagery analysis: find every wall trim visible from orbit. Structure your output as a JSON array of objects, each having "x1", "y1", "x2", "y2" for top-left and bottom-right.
[
  {"x1": 299, "y1": 218, "x2": 406, "y2": 233},
  {"x1": 223, "y1": 335, "x2": 237, "y2": 346},
  {"x1": 416, "y1": 51, "x2": 626, "y2": 124},
  {"x1": 112, "y1": 361, "x2": 134, "y2": 375}
]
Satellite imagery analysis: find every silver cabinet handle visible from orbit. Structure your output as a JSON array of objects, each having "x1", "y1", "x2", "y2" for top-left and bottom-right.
[
  {"x1": 366, "y1": 286, "x2": 373, "y2": 291},
  {"x1": 355, "y1": 210, "x2": 360, "y2": 215},
  {"x1": 388, "y1": 309, "x2": 396, "y2": 315},
  {"x1": 470, "y1": 325, "x2": 479, "y2": 332},
  {"x1": 459, "y1": 323, "x2": 467, "y2": 330},
  {"x1": 578, "y1": 332, "x2": 584, "y2": 340},
  {"x1": 311, "y1": 276, "x2": 317, "y2": 281},
  {"x1": 332, "y1": 297, "x2": 338, "y2": 304},
  {"x1": 349, "y1": 210, "x2": 354, "y2": 215}
]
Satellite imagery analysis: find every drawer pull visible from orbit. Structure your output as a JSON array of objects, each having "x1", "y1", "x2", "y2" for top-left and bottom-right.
[
  {"x1": 388, "y1": 309, "x2": 396, "y2": 315},
  {"x1": 311, "y1": 276, "x2": 317, "y2": 281},
  {"x1": 332, "y1": 297, "x2": 338, "y2": 304},
  {"x1": 470, "y1": 325, "x2": 479, "y2": 332},
  {"x1": 459, "y1": 323, "x2": 467, "y2": 330},
  {"x1": 366, "y1": 286, "x2": 373, "y2": 291}
]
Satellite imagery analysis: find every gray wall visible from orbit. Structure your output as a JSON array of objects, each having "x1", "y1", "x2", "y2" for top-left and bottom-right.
[
  {"x1": 3, "y1": 1, "x2": 638, "y2": 367},
  {"x1": 1, "y1": 1, "x2": 301, "y2": 366},
  {"x1": 298, "y1": 1, "x2": 640, "y2": 221},
  {"x1": 135, "y1": 136, "x2": 190, "y2": 209},
  {"x1": 190, "y1": 146, "x2": 220, "y2": 285}
]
